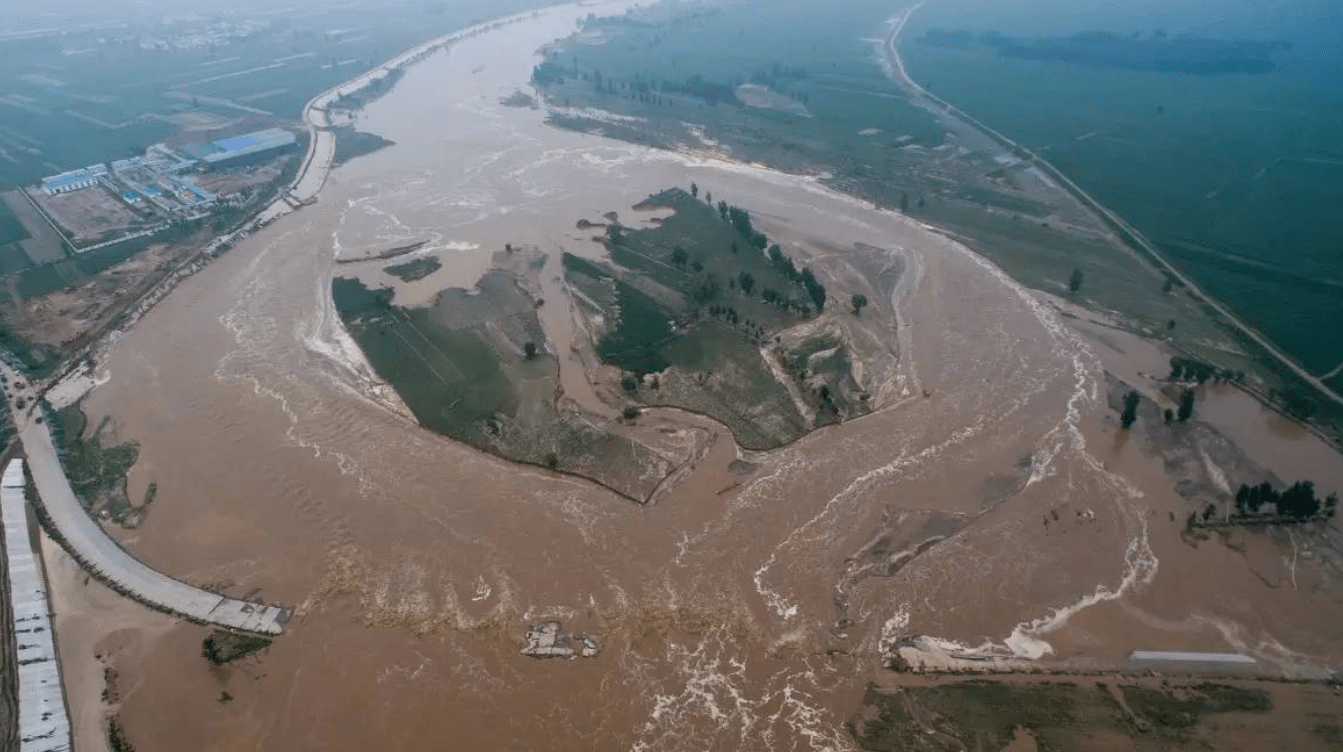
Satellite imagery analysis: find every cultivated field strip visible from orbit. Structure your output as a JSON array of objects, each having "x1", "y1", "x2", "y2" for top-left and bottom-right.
[{"x1": 2, "y1": 460, "x2": 71, "y2": 752}]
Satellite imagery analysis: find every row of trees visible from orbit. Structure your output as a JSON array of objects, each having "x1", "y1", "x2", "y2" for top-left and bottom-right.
[
  {"x1": 698, "y1": 191, "x2": 828, "y2": 313},
  {"x1": 766, "y1": 244, "x2": 826, "y2": 310},
  {"x1": 1234, "y1": 480, "x2": 1337, "y2": 521},
  {"x1": 721, "y1": 202, "x2": 768, "y2": 249},
  {"x1": 1169, "y1": 356, "x2": 1245, "y2": 385},
  {"x1": 1118, "y1": 388, "x2": 1195, "y2": 428}
]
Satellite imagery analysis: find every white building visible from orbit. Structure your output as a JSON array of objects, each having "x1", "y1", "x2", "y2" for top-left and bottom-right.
[{"x1": 40, "y1": 164, "x2": 107, "y2": 195}]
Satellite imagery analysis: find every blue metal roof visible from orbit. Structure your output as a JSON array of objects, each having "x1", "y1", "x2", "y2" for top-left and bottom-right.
[
  {"x1": 212, "y1": 128, "x2": 295, "y2": 154},
  {"x1": 213, "y1": 133, "x2": 264, "y2": 152},
  {"x1": 42, "y1": 171, "x2": 98, "y2": 189}
]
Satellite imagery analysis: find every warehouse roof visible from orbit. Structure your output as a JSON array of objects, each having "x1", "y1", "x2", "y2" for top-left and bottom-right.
[{"x1": 212, "y1": 128, "x2": 296, "y2": 154}]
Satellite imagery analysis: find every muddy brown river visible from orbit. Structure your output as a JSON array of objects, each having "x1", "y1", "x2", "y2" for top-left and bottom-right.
[{"x1": 60, "y1": 3, "x2": 1343, "y2": 750}]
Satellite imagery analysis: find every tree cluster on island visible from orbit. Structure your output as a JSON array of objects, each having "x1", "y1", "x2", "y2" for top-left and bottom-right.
[
  {"x1": 683, "y1": 190, "x2": 829, "y2": 315},
  {"x1": 1118, "y1": 388, "x2": 1194, "y2": 428},
  {"x1": 534, "y1": 52, "x2": 812, "y2": 111},
  {"x1": 1189, "y1": 480, "x2": 1337, "y2": 529},
  {"x1": 1120, "y1": 389, "x2": 1142, "y2": 428},
  {"x1": 1235, "y1": 481, "x2": 1336, "y2": 521}
]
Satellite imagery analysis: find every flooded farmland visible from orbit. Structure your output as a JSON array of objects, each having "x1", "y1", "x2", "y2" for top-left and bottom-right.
[{"x1": 51, "y1": 2, "x2": 1343, "y2": 750}]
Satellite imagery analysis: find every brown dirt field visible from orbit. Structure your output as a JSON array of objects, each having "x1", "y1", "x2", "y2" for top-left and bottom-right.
[
  {"x1": 35, "y1": 188, "x2": 145, "y2": 245},
  {"x1": 1, "y1": 242, "x2": 185, "y2": 349},
  {"x1": 196, "y1": 163, "x2": 285, "y2": 196}
]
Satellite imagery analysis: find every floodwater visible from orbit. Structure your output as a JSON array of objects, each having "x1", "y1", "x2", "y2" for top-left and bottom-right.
[{"x1": 69, "y1": 3, "x2": 1343, "y2": 750}]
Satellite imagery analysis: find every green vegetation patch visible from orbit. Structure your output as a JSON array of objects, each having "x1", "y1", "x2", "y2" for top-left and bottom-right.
[
  {"x1": 383, "y1": 256, "x2": 442, "y2": 282},
  {"x1": 332, "y1": 276, "x2": 518, "y2": 447},
  {"x1": 332, "y1": 127, "x2": 397, "y2": 167},
  {"x1": 201, "y1": 630, "x2": 272, "y2": 665},
  {"x1": 782, "y1": 335, "x2": 863, "y2": 425},
  {"x1": 851, "y1": 680, "x2": 1273, "y2": 752},
  {"x1": 562, "y1": 187, "x2": 871, "y2": 448},
  {"x1": 0, "y1": 243, "x2": 34, "y2": 275},
  {"x1": 597, "y1": 280, "x2": 675, "y2": 374},
  {"x1": 0, "y1": 322, "x2": 57, "y2": 378},
  {"x1": 0, "y1": 199, "x2": 31, "y2": 246},
  {"x1": 1120, "y1": 683, "x2": 1271, "y2": 742},
  {"x1": 48, "y1": 404, "x2": 147, "y2": 526},
  {"x1": 852, "y1": 681, "x2": 1114, "y2": 751},
  {"x1": 565, "y1": 188, "x2": 836, "y2": 446},
  {"x1": 657, "y1": 323, "x2": 808, "y2": 449},
  {"x1": 332, "y1": 271, "x2": 677, "y2": 501}
]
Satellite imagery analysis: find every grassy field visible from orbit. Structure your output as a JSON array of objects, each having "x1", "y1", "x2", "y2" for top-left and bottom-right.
[
  {"x1": 333, "y1": 276, "x2": 518, "y2": 446},
  {"x1": 563, "y1": 187, "x2": 869, "y2": 449},
  {"x1": 0, "y1": 199, "x2": 30, "y2": 247},
  {"x1": 851, "y1": 678, "x2": 1281, "y2": 751},
  {"x1": 48, "y1": 404, "x2": 144, "y2": 525},
  {"x1": 333, "y1": 269, "x2": 680, "y2": 501}
]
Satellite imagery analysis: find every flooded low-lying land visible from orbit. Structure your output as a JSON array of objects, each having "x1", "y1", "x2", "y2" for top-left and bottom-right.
[{"x1": 38, "y1": 1, "x2": 1343, "y2": 750}]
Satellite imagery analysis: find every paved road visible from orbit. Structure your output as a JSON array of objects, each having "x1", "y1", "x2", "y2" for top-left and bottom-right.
[
  {"x1": 882, "y1": 3, "x2": 1343, "y2": 409},
  {"x1": 1, "y1": 364, "x2": 287, "y2": 635}
]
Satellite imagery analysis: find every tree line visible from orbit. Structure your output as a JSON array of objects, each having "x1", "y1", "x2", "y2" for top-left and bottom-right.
[
  {"x1": 1117, "y1": 387, "x2": 1195, "y2": 428},
  {"x1": 1234, "y1": 480, "x2": 1337, "y2": 521},
  {"x1": 706, "y1": 192, "x2": 828, "y2": 313},
  {"x1": 1169, "y1": 356, "x2": 1244, "y2": 385}
]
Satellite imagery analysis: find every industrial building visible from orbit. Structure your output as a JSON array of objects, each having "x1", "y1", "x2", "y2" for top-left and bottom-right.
[
  {"x1": 40, "y1": 165, "x2": 107, "y2": 195},
  {"x1": 182, "y1": 127, "x2": 297, "y2": 171}
]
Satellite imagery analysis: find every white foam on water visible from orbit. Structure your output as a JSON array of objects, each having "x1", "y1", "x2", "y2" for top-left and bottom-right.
[{"x1": 627, "y1": 628, "x2": 855, "y2": 752}]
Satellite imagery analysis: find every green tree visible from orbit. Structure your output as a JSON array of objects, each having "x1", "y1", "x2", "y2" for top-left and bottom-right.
[
  {"x1": 851, "y1": 294, "x2": 868, "y2": 315},
  {"x1": 671, "y1": 246, "x2": 689, "y2": 268},
  {"x1": 1120, "y1": 390, "x2": 1141, "y2": 429},
  {"x1": 621, "y1": 373, "x2": 639, "y2": 392},
  {"x1": 737, "y1": 271, "x2": 755, "y2": 295},
  {"x1": 899, "y1": 192, "x2": 909, "y2": 213},
  {"x1": 690, "y1": 182, "x2": 698, "y2": 198},
  {"x1": 1279, "y1": 481, "x2": 1320, "y2": 520},
  {"x1": 801, "y1": 267, "x2": 826, "y2": 310},
  {"x1": 523, "y1": 341, "x2": 538, "y2": 360},
  {"x1": 1177, "y1": 389, "x2": 1195, "y2": 422},
  {"x1": 1068, "y1": 268, "x2": 1085, "y2": 294}
]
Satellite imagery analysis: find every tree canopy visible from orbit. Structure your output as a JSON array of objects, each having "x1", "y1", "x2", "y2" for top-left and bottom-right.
[{"x1": 1120, "y1": 390, "x2": 1141, "y2": 429}]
